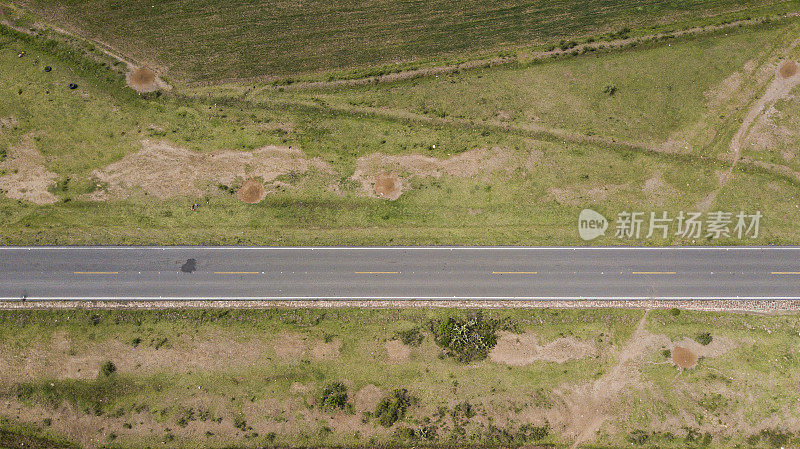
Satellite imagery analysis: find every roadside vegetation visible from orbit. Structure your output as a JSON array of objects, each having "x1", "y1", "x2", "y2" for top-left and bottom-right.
[{"x1": 2, "y1": 308, "x2": 800, "y2": 448}]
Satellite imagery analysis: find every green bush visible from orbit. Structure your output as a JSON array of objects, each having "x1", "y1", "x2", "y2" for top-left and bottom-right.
[
  {"x1": 695, "y1": 332, "x2": 713, "y2": 346},
  {"x1": 319, "y1": 382, "x2": 348, "y2": 411},
  {"x1": 394, "y1": 327, "x2": 424, "y2": 346},
  {"x1": 430, "y1": 313, "x2": 498, "y2": 362},
  {"x1": 375, "y1": 389, "x2": 415, "y2": 427},
  {"x1": 99, "y1": 361, "x2": 116, "y2": 377},
  {"x1": 669, "y1": 308, "x2": 681, "y2": 316}
]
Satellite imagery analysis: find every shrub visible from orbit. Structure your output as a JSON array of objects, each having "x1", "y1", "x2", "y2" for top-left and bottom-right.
[
  {"x1": 430, "y1": 313, "x2": 498, "y2": 362},
  {"x1": 695, "y1": 332, "x2": 713, "y2": 346},
  {"x1": 519, "y1": 423, "x2": 549, "y2": 441},
  {"x1": 319, "y1": 382, "x2": 348, "y2": 411},
  {"x1": 394, "y1": 327, "x2": 424, "y2": 346},
  {"x1": 99, "y1": 361, "x2": 116, "y2": 377},
  {"x1": 662, "y1": 349, "x2": 671, "y2": 359},
  {"x1": 669, "y1": 307, "x2": 681, "y2": 316},
  {"x1": 233, "y1": 414, "x2": 249, "y2": 431},
  {"x1": 375, "y1": 388, "x2": 415, "y2": 427}
]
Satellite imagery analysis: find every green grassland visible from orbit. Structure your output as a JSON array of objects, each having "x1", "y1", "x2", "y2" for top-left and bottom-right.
[
  {"x1": 279, "y1": 21, "x2": 791, "y2": 157},
  {"x1": 2, "y1": 308, "x2": 800, "y2": 448},
  {"x1": 0, "y1": 3, "x2": 799, "y2": 245},
  {"x1": 14, "y1": 0, "x2": 799, "y2": 82}
]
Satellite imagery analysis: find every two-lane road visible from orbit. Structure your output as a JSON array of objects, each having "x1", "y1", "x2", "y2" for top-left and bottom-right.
[{"x1": 0, "y1": 246, "x2": 798, "y2": 300}]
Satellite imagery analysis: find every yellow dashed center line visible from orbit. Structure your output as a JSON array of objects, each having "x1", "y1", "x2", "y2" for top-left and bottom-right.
[
  {"x1": 214, "y1": 271, "x2": 261, "y2": 274},
  {"x1": 772, "y1": 271, "x2": 800, "y2": 275},
  {"x1": 354, "y1": 271, "x2": 399, "y2": 274},
  {"x1": 492, "y1": 271, "x2": 538, "y2": 274},
  {"x1": 632, "y1": 271, "x2": 676, "y2": 275},
  {"x1": 74, "y1": 271, "x2": 118, "y2": 275}
]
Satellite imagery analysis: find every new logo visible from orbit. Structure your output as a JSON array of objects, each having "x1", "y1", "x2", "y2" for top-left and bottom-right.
[{"x1": 578, "y1": 209, "x2": 608, "y2": 241}]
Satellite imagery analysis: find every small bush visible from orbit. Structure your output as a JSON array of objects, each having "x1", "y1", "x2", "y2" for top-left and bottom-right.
[
  {"x1": 233, "y1": 414, "x2": 249, "y2": 431},
  {"x1": 375, "y1": 388, "x2": 415, "y2": 427},
  {"x1": 695, "y1": 332, "x2": 713, "y2": 346},
  {"x1": 99, "y1": 361, "x2": 116, "y2": 377},
  {"x1": 319, "y1": 382, "x2": 348, "y2": 411},
  {"x1": 603, "y1": 84, "x2": 618, "y2": 96},
  {"x1": 628, "y1": 429, "x2": 650, "y2": 445},
  {"x1": 430, "y1": 313, "x2": 498, "y2": 362},
  {"x1": 662, "y1": 349, "x2": 671, "y2": 359},
  {"x1": 394, "y1": 327, "x2": 424, "y2": 346},
  {"x1": 669, "y1": 308, "x2": 681, "y2": 316}
]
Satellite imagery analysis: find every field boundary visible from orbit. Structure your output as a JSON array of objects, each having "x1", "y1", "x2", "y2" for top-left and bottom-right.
[{"x1": 233, "y1": 12, "x2": 800, "y2": 90}]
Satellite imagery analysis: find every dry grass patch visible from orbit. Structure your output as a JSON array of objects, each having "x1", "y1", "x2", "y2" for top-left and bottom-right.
[
  {"x1": 489, "y1": 331, "x2": 596, "y2": 365},
  {"x1": 0, "y1": 133, "x2": 58, "y2": 204},
  {"x1": 311, "y1": 338, "x2": 341, "y2": 360},
  {"x1": 273, "y1": 333, "x2": 306, "y2": 360},
  {"x1": 351, "y1": 147, "x2": 518, "y2": 199},
  {"x1": 384, "y1": 339, "x2": 411, "y2": 364},
  {"x1": 89, "y1": 140, "x2": 331, "y2": 199},
  {"x1": 354, "y1": 384, "x2": 383, "y2": 412}
]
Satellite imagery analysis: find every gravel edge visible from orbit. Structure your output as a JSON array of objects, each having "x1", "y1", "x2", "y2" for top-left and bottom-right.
[{"x1": 1, "y1": 300, "x2": 798, "y2": 314}]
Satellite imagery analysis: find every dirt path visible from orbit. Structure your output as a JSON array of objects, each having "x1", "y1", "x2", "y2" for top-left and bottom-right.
[
  {"x1": 569, "y1": 310, "x2": 652, "y2": 448},
  {"x1": 696, "y1": 49, "x2": 800, "y2": 211}
]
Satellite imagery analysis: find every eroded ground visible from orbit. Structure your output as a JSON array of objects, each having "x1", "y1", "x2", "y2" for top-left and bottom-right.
[{"x1": 2, "y1": 309, "x2": 800, "y2": 449}]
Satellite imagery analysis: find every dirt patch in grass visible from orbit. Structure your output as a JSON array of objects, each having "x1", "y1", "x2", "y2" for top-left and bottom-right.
[
  {"x1": 89, "y1": 140, "x2": 331, "y2": 199},
  {"x1": 351, "y1": 147, "x2": 518, "y2": 199},
  {"x1": 236, "y1": 178, "x2": 265, "y2": 203},
  {"x1": 373, "y1": 173, "x2": 403, "y2": 200},
  {"x1": 671, "y1": 346, "x2": 698, "y2": 369},
  {"x1": 273, "y1": 333, "x2": 306, "y2": 360},
  {"x1": 384, "y1": 339, "x2": 411, "y2": 363},
  {"x1": 311, "y1": 339, "x2": 341, "y2": 360},
  {"x1": 779, "y1": 60, "x2": 798, "y2": 79},
  {"x1": 0, "y1": 116, "x2": 18, "y2": 134},
  {"x1": 125, "y1": 67, "x2": 168, "y2": 93},
  {"x1": 0, "y1": 133, "x2": 58, "y2": 204},
  {"x1": 354, "y1": 384, "x2": 383, "y2": 412},
  {"x1": 547, "y1": 183, "x2": 627, "y2": 206},
  {"x1": 489, "y1": 332, "x2": 595, "y2": 365}
]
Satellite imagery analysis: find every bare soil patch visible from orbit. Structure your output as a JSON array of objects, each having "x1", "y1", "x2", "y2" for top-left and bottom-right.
[
  {"x1": 126, "y1": 67, "x2": 167, "y2": 93},
  {"x1": 237, "y1": 178, "x2": 265, "y2": 203},
  {"x1": 671, "y1": 346, "x2": 698, "y2": 369},
  {"x1": 89, "y1": 140, "x2": 331, "y2": 199},
  {"x1": 0, "y1": 134, "x2": 58, "y2": 204},
  {"x1": 780, "y1": 60, "x2": 798, "y2": 79},
  {"x1": 354, "y1": 384, "x2": 383, "y2": 412},
  {"x1": 311, "y1": 339, "x2": 341, "y2": 360},
  {"x1": 351, "y1": 147, "x2": 518, "y2": 199},
  {"x1": 384, "y1": 339, "x2": 411, "y2": 363},
  {"x1": 490, "y1": 332, "x2": 595, "y2": 365},
  {"x1": 373, "y1": 173, "x2": 402, "y2": 200},
  {"x1": 274, "y1": 333, "x2": 306, "y2": 360},
  {"x1": 548, "y1": 183, "x2": 627, "y2": 206}
]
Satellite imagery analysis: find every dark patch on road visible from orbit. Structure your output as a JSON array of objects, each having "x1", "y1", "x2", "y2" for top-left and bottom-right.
[{"x1": 180, "y1": 258, "x2": 197, "y2": 273}]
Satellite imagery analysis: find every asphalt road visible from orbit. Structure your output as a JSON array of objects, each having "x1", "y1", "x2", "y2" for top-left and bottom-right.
[{"x1": 0, "y1": 246, "x2": 799, "y2": 300}]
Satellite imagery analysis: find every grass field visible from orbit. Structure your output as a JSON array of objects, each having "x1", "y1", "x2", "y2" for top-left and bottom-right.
[
  {"x1": 14, "y1": 0, "x2": 800, "y2": 82},
  {"x1": 2, "y1": 308, "x2": 800, "y2": 448},
  {"x1": 0, "y1": 2, "x2": 800, "y2": 245}
]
